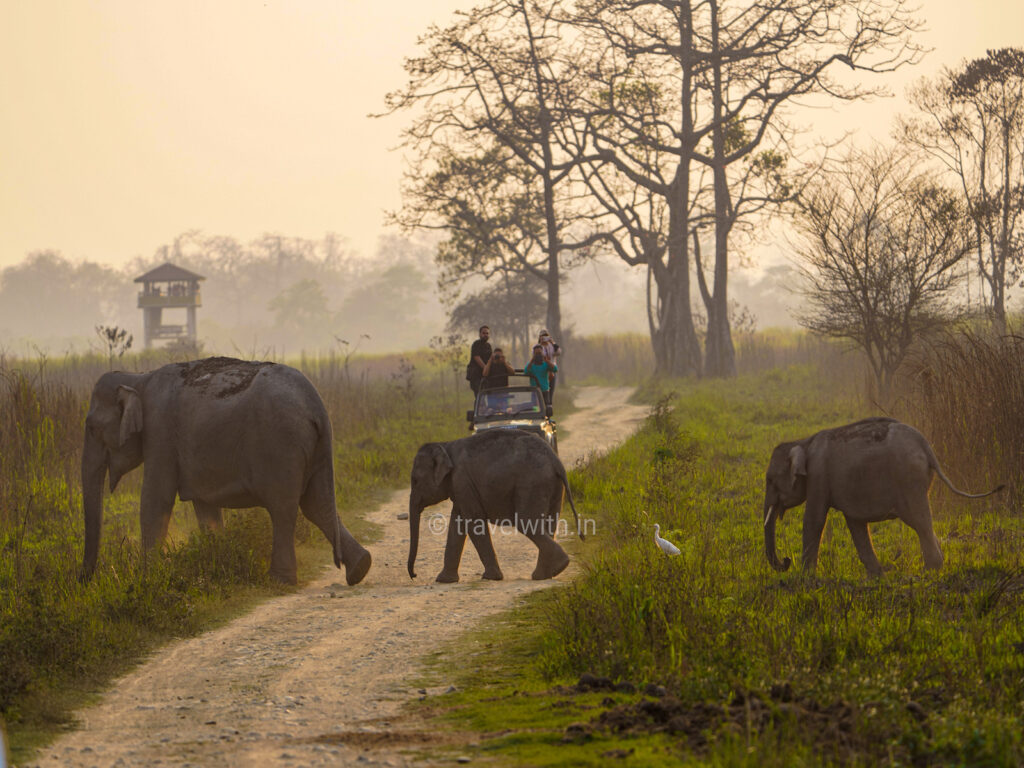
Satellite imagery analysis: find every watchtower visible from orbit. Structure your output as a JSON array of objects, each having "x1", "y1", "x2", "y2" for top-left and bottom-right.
[{"x1": 135, "y1": 262, "x2": 205, "y2": 348}]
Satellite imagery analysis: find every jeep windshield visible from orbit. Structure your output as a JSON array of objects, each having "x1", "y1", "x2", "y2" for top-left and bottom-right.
[{"x1": 474, "y1": 387, "x2": 543, "y2": 420}]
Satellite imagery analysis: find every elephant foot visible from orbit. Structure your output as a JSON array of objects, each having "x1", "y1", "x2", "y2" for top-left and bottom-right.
[
  {"x1": 344, "y1": 549, "x2": 372, "y2": 586},
  {"x1": 435, "y1": 570, "x2": 460, "y2": 583},
  {"x1": 532, "y1": 552, "x2": 570, "y2": 580},
  {"x1": 482, "y1": 567, "x2": 504, "y2": 581}
]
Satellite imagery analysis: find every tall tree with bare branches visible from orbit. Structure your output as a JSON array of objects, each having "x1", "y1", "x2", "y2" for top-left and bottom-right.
[
  {"x1": 571, "y1": 0, "x2": 923, "y2": 377},
  {"x1": 382, "y1": 0, "x2": 606, "y2": 349},
  {"x1": 899, "y1": 48, "x2": 1024, "y2": 333},
  {"x1": 694, "y1": 0, "x2": 924, "y2": 377}
]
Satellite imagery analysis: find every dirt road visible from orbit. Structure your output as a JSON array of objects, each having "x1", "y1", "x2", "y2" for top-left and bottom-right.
[{"x1": 30, "y1": 387, "x2": 646, "y2": 768}]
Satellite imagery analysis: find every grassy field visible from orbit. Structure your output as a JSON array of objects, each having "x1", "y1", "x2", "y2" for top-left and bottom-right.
[
  {"x1": 0, "y1": 347, "x2": 481, "y2": 760},
  {"x1": 414, "y1": 354, "x2": 1024, "y2": 766},
  {"x1": 5, "y1": 331, "x2": 1021, "y2": 765}
]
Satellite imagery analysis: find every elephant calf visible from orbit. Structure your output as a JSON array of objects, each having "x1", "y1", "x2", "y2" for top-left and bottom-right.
[
  {"x1": 763, "y1": 417, "x2": 1003, "y2": 575},
  {"x1": 81, "y1": 356, "x2": 372, "y2": 585},
  {"x1": 408, "y1": 429, "x2": 582, "y2": 583}
]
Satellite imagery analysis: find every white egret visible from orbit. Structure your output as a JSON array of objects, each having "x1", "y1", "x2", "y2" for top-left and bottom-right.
[{"x1": 653, "y1": 524, "x2": 680, "y2": 556}]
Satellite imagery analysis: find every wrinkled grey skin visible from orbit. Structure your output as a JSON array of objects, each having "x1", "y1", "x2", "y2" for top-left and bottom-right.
[
  {"x1": 763, "y1": 417, "x2": 1003, "y2": 575},
  {"x1": 81, "y1": 357, "x2": 372, "y2": 586},
  {"x1": 408, "y1": 429, "x2": 582, "y2": 583}
]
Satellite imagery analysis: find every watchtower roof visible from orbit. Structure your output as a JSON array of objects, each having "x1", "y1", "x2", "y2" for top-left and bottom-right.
[{"x1": 134, "y1": 262, "x2": 205, "y2": 283}]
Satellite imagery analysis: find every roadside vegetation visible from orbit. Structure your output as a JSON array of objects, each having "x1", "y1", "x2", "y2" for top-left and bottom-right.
[
  {"x1": 0, "y1": 346, "x2": 479, "y2": 759},
  {"x1": 418, "y1": 332, "x2": 1024, "y2": 766}
]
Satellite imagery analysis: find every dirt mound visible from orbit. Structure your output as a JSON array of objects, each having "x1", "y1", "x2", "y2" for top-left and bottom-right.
[{"x1": 564, "y1": 683, "x2": 861, "y2": 755}]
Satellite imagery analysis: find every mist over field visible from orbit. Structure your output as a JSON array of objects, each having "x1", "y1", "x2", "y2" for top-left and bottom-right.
[{"x1": 0, "y1": 237, "x2": 796, "y2": 358}]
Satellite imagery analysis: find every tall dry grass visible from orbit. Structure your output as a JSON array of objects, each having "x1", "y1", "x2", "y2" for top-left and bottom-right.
[
  {"x1": 892, "y1": 330, "x2": 1024, "y2": 510},
  {"x1": 566, "y1": 329, "x2": 860, "y2": 385}
]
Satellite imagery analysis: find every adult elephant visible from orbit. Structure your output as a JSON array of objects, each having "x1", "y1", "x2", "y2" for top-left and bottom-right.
[
  {"x1": 81, "y1": 356, "x2": 372, "y2": 585},
  {"x1": 407, "y1": 429, "x2": 582, "y2": 583},
  {"x1": 763, "y1": 417, "x2": 1003, "y2": 576}
]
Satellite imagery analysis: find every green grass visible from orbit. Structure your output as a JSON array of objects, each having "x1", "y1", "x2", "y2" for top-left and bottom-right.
[{"x1": 415, "y1": 364, "x2": 1024, "y2": 766}]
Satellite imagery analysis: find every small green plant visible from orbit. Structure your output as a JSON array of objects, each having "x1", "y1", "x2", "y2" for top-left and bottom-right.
[
  {"x1": 95, "y1": 325, "x2": 133, "y2": 370},
  {"x1": 333, "y1": 333, "x2": 371, "y2": 387},
  {"x1": 428, "y1": 333, "x2": 467, "y2": 414},
  {"x1": 389, "y1": 356, "x2": 417, "y2": 422}
]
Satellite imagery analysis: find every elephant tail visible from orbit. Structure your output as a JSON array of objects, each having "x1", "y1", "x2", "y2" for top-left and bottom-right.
[
  {"x1": 558, "y1": 469, "x2": 585, "y2": 541},
  {"x1": 925, "y1": 443, "x2": 1005, "y2": 499}
]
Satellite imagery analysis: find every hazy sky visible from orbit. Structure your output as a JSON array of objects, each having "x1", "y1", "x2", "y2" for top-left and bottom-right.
[{"x1": 2, "y1": 0, "x2": 1023, "y2": 272}]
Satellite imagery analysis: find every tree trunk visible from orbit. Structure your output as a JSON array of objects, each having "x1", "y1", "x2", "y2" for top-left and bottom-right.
[
  {"x1": 650, "y1": 224, "x2": 702, "y2": 377},
  {"x1": 544, "y1": 213, "x2": 564, "y2": 378},
  {"x1": 657, "y1": 273, "x2": 702, "y2": 377},
  {"x1": 703, "y1": 0, "x2": 737, "y2": 379},
  {"x1": 654, "y1": 4, "x2": 702, "y2": 379}
]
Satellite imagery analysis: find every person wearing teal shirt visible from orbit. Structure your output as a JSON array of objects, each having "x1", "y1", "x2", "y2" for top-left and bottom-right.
[{"x1": 524, "y1": 345, "x2": 557, "y2": 407}]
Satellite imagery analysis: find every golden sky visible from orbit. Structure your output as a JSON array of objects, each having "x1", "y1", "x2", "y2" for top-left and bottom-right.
[{"x1": 1, "y1": 0, "x2": 1022, "y2": 270}]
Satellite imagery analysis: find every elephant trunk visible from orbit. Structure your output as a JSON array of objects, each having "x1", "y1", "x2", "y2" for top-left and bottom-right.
[
  {"x1": 80, "y1": 434, "x2": 108, "y2": 582},
  {"x1": 763, "y1": 496, "x2": 792, "y2": 572},
  {"x1": 408, "y1": 497, "x2": 422, "y2": 579}
]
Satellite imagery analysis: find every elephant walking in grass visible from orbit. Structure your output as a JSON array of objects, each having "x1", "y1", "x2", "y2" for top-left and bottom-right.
[
  {"x1": 81, "y1": 357, "x2": 372, "y2": 585},
  {"x1": 763, "y1": 417, "x2": 1003, "y2": 575},
  {"x1": 408, "y1": 429, "x2": 582, "y2": 583}
]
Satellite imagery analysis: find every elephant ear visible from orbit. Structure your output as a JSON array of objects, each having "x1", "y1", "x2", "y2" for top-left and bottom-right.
[
  {"x1": 432, "y1": 444, "x2": 454, "y2": 487},
  {"x1": 117, "y1": 385, "x2": 143, "y2": 445},
  {"x1": 788, "y1": 444, "x2": 807, "y2": 485}
]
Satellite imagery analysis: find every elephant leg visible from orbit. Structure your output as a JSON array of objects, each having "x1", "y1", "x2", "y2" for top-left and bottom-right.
[
  {"x1": 843, "y1": 516, "x2": 882, "y2": 576},
  {"x1": 467, "y1": 518, "x2": 503, "y2": 580},
  {"x1": 516, "y1": 510, "x2": 569, "y2": 581},
  {"x1": 299, "y1": 475, "x2": 371, "y2": 586},
  {"x1": 905, "y1": 498, "x2": 943, "y2": 570},
  {"x1": 801, "y1": 494, "x2": 829, "y2": 572},
  {"x1": 192, "y1": 500, "x2": 224, "y2": 532},
  {"x1": 436, "y1": 505, "x2": 467, "y2": 583},
  {"x1": 336, "y1": 525, "x2": 372, "y2": 586},
  {"x1": 139, "y1": 471, "x2": 177, "y2": 552},
  {"x1": 267, "y1": 504, "x2": 299, "y2": 584}
]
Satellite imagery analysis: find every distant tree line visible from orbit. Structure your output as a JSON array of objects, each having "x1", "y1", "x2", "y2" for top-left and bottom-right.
[{"x1": 0, "y1": 232, "x2": 445, "y2": 355}]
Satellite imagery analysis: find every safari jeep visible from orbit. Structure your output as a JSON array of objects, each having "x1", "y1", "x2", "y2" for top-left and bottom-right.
[{"x1": 466, "y1": 374, "x2": 557, "y2": 453}]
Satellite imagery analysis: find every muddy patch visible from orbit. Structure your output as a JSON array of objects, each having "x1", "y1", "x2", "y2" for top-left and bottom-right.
[
  {"x1": 562, "y1": 683, "x2": 866, "y2": 757},
  {"x1": 179, "y1": 356, "x2": 276, "y2": 399}
]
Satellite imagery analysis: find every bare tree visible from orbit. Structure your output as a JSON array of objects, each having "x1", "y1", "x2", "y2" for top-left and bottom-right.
[
  {"x1": 899, "y1": 49, "x2": 1024, "y2": 332},
  {"x1": 694, "y1": 0, "x2": 924, "y2": 377},
  {"x1": 570, "y1": 0, "x2": 923, "y2": 377},
  {"x1": 382, "y1": 0, "x2": 606, "y2": 350},
  {"x1": 792, "y1": 147, "x2": 975, "y2": 393},
  {"x1": 571, "y1": 1, "x2": 710, "y2": 376}
]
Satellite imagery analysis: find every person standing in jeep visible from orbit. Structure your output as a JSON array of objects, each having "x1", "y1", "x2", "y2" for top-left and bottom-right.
[
  {"x1": 481, "y1": 348, "x2": 514, "y2": 389},
  {"x1": 466, "y1": 325, "x2": 492, "y2": 395},
  {"x1": 524, "y1": 344, "x2": 558, "y2": 407},
  {"x1": 538, "y1": 329, "x2": 561, "y2": 399}
]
